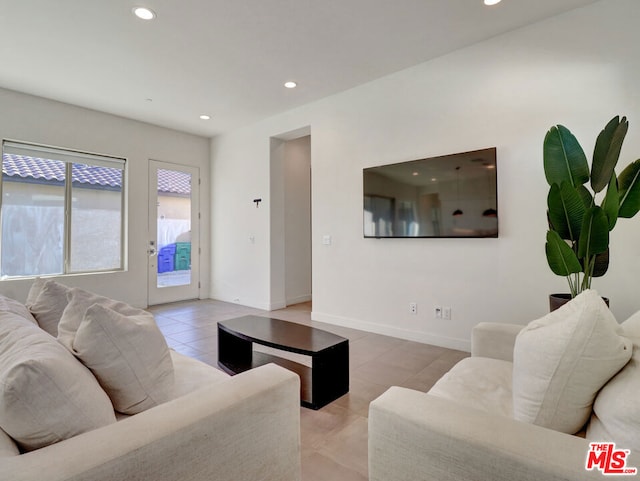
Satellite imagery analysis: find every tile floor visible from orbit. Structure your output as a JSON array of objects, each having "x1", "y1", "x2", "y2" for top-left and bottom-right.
[{"x1": 148, "y1": 299, "x2": 469, "y2": 481}]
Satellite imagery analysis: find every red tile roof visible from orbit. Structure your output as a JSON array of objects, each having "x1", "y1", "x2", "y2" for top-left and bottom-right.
[{"x1": 2, "y1": 154, "x2": 191, "y2": 195}]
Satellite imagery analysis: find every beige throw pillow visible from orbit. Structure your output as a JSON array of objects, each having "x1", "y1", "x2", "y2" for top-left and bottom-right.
[
  {"x1": 26, "y1": 279, "x2": 72, "y2": 337},
  {"x1": 0, "y1": 311, "x2": 115, "y2": 451},
  {"x1": 73, "y1": 303, "x2": 174, "y2": 414},
  {"x1": 512, "y1": 289, "x2": 631, "y2": 434},
  {"x1": 587, "y1": 310, "x2": 640, "y2": 451},
  {"x1": 0, "y1": 428, "x2": 19, "y2": 457},
  {"x1": 57, "y1": 287, "x2": 148, "y2": 351},
  {"x1": 24, "y1": 277, "x2": 47, "y2": 307},
  {"x1": 0, "y1": 295, "x2": 38, "y2": 325}
]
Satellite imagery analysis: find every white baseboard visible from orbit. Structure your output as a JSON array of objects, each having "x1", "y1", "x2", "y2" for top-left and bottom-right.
[
  {"x1": 209, "y1": 292, "x2": 469, "y2": 350},
  {"x1": 286, "y1": 294, "x2": 312, "y2": 306},
  {"x1": 209, "y1": 292, "x2": 283, "y2": 311},
  {"x1": 311, "y1": 310, "x2": 471, "y2": 352},
  {"x1": 269, "y1": 300, "x2": 287, "y2": 310},
  {"x1": 210, "y1": 293, "x2": 310, "y2": 311}
]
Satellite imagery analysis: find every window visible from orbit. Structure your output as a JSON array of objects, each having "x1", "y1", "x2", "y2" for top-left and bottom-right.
[{"x1": 1, "y1": 141, "x2": 126, "y2": 278}]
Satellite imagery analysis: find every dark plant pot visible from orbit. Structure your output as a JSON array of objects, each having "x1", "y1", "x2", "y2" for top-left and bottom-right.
[{"x1": 549, "y1": 293, "x2": 610, "y2": 312}]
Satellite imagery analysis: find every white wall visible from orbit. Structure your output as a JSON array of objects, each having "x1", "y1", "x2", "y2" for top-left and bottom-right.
[
  {"x1": 0, "y1": 88, "x2": 211, "y2": 307},
  {"x1": 211, "y1": 0, "x2": 640, "y2": 350}
]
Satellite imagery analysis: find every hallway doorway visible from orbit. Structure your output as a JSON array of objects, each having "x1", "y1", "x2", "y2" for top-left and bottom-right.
[{"x1": 270, "y1": 128, "x2": 311, "y2": 309}]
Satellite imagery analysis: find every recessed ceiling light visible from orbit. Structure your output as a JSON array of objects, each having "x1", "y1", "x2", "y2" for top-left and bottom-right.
[
  {"x1": 199, "y1": 115, "x2": 211, "y2": 120},
  {"x1": 484, "y1": 0, "x2": 501, "y2": 5},
  {"x1": 133, "y1": 7, "x2": 156, "y2": 20},
  {"x1": 284, "y1": 81, "x2": 297, "y2": 89}
]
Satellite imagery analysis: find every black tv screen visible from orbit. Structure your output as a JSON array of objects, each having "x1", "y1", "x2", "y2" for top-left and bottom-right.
[{"x1": 363, "y1": 147, "x2": 498, "y2": 238}]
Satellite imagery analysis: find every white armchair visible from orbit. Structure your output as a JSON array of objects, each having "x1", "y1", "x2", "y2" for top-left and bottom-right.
[{"x1": 368, "y1": 322, "x2": 604, "y2": 481}]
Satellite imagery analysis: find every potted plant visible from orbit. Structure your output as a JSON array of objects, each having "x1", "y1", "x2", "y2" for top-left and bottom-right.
[{"x1": 544, "y1": 115, "x2": 640, "y2": 310}]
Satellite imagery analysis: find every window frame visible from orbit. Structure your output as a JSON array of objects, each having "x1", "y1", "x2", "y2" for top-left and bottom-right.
[{"x1": 0, "y1": 139, "x2": 127, "y2": 278}]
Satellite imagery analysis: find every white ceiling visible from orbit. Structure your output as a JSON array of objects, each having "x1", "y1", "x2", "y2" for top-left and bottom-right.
[{"x1": 0, "y1": 0, "x2": 599, "y2": 138}]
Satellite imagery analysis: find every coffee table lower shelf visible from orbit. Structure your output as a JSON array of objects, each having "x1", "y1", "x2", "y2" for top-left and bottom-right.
[{"x1": 219, "y1": 352, "x2": 314, "y2": 407}]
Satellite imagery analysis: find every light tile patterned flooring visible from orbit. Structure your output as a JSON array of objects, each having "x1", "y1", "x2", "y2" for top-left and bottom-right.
[{"x1": 148, "y1": 299, "x2": 469, "y2": 481}]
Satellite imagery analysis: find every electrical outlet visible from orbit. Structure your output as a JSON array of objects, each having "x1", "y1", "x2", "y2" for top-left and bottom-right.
[
  {"x1": 409, "y1": 302, "x2": 417, "y2": 315},
  {"x1": 443, "y1": 307, "x2": 451, "y2": 320},
  {"x1": 434, "y1": 306, "x2": 442, "y2": 319}
]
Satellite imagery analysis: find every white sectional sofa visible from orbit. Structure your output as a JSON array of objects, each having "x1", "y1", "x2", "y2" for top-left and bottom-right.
[
  {"x1": 0, "y1": 280, "x2": 301, "y2": 481},
  {"x1": 369, "y1": 290, "x2": 639, "y2": 481}
]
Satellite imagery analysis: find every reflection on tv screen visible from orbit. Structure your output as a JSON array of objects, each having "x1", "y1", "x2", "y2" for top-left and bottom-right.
[{"x1": 363, "y1": 148, "x2": 498, "y2": 238}]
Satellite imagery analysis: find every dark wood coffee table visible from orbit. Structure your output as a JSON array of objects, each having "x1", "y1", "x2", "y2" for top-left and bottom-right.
[{"x1": 218, "y1": 315, "x2": 349, "y2": 410}]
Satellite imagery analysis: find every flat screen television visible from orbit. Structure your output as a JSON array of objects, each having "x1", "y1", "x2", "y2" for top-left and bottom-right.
[{"x1": 363, "y1": 147, "x2": 498, "y2": 238}]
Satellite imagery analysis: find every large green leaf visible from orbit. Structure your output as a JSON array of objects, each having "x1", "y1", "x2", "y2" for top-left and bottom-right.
[
  {"x1": 543, "y1": 125, "x2": 589, "y2": 187},
  {"x1": 592, "y1": 249, "x2": 610, "y2": 277},
  {"x1": 577, "y1": 206, "x2": 610, "y2": 258},
  {"x1": 576, "y1": 184, "x2": 594, "y2": 208},
  {"x1": 547, "y1": 182, "x2": 584, "y2": 241},
  {"x1": 591, "y1": 116, "x2": 628, "y2": 193},
  {"x1": 619, "y1": 159, "x2": 640, "y2": 218},
  {"x1": 601, "y1": 173, "x2": 619, "y2": 230},
  {"x1": 545, "y1": 230, "x2": 582, "y2": 276}
]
